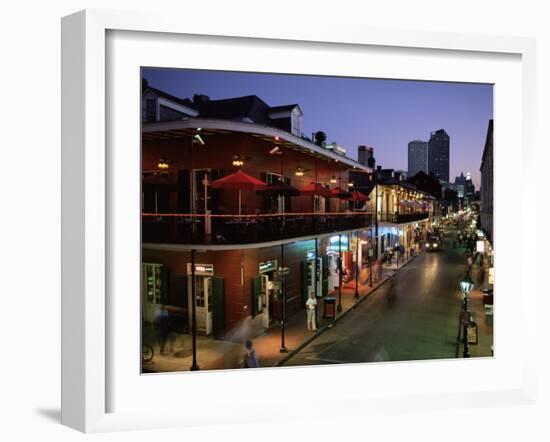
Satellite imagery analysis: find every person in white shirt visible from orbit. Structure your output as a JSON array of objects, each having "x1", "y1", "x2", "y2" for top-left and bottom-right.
[{"x1": 306, "y1": 293, "x2": 318, "y2": 331}]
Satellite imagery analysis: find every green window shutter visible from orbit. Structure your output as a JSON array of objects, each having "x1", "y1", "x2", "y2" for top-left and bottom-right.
[
  {"x1": 322, "y1": 255, "x2": 329, "y2": 297},
  {"x1": 161, "y1": 266, "x2": 169, "y2": 305},
  {"x1": 252, "y1": 276, "x2": 262, "y2": 317},
  {"x1": 212, "y1": 277, "x2": 225, "y2": 340}
]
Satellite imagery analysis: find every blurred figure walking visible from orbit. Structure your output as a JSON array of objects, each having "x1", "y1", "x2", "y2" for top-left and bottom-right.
[
  {"x1": 153, "y1": 304, "x2": 171, "y2": 354},
  {"x1": 243, "y1": 340, "x2": 260, "y2": 368}
]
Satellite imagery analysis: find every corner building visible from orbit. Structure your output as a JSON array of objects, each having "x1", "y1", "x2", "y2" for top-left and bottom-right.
[{"x1": 141, "y1": 89, "x2": 372, "y2": 340}]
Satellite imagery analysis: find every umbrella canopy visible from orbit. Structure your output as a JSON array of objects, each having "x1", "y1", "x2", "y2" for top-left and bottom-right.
[
  {"x1": 330, "y1": 186, "x2": 352, "y2": 199},
  {"x1": 210, "y1": 170, "x2": 267, "y2": 216},
  {"x1": 142, "y1": 172, "x2": 179, "y2": 190},
  {"x1": 343, "y1": 191, "x2": 369, "y2": 202},
  {"x1": 256, "y1": 180, "x2": 300, "y2": 197},
  {"x1": 210, "y1": 169, "x2": 267, "y2": 190},
  {"x1": 299, "y1": 182, "x2": 332, "y2": 198}
]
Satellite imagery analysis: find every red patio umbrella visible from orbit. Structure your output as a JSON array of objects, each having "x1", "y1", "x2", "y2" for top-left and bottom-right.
[
  {"x1": 330, "y1": 186, "x2": 352, "y2": 199},
  {"x1": 210, "y1": 169, "x2": 267, "y2": 215},
  {"x1": 256, "y1": 180, "x2": 300, "y2": 197},
  {"x1": 299, "y1": 182, "x2": 332, "y2": 198},
  {"x1": 344, "y1": 191, "x2": 369, "y2": 202},
  {"x1": 344, "y1": 190, "x2": 369, "y2": 211}
]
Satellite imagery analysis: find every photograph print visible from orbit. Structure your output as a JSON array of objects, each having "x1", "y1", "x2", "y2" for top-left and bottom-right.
[{"x1": 140, "y1": 68, "x2": 494, "y2": 373}]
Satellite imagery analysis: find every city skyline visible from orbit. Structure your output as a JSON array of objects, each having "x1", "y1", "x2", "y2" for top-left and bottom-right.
[{"x1": 142, "y1": 68, "x2": 493, "y2": 188}]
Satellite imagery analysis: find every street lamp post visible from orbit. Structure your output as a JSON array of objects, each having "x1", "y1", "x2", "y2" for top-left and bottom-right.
[
  {"x1": 354, "y1": 232, "x2": 360, "y2": 300},
  {"x1": 337, "y1": 234, "x2": 343, "y2": 312},
  {"x1": 279, "y1": 244, "x2": 288, "y2": 353},
  {"x1": 369, "y1": 244, "x2": 373, "y2": 287},
  {"x1": 374, "y1": 176, "x2": 379, "y2": 260},
  {"x1": 459, "y1": 275, "x2": 474, "y2": 358},
  {"x1": 190, "y1": 249, "x2": 200, "y2": 371}
]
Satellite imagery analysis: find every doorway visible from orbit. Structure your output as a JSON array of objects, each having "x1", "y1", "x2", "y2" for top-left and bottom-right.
[
  {"x1": 252, "y1": 259, "x2": 278, "y2": 328},
  {"x1": 187, "y1": 273, "x2": 212, "y2": 335}
]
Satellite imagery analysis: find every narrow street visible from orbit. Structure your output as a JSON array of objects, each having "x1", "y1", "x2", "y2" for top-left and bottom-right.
[{"x1": 282, "y1": 230, "x2": 493, "y2": 366}]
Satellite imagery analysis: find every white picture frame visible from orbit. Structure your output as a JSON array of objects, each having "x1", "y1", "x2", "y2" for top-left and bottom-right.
[{"x1": 61, "y1": 9, "x2": 537, "y2": 433}]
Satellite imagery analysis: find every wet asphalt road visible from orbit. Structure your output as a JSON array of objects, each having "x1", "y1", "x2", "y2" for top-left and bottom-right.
[{"x1": 283, "y1": 237, "x2": 483, "y2": 366}]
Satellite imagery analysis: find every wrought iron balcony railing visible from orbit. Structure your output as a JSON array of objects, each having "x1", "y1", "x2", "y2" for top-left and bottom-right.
[
  {"x1": 142, "y1": 211, "x2": 373, "y2": 245},
  {"x1": 379, "y1": 211, "x2": 430, "y2": 224}
]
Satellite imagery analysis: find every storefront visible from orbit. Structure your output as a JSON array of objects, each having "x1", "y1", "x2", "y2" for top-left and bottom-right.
[
  {"x1": 142, "y1": 230, "x2": 368, "y2": 340},
  {"x1": 378, "y1": 225, "x2": 402, "y2": 253},
  {"x1": 252, "y1": 258, "x2": 280, "y2": 328},
  {"x1": 325, "y1": 234, "x2": 350, "y2": 290},
  {"x1": 186, "y1": 262, "x2": 225, "y2": 339},
  {"x1": 303, "y1": 243, "x2": 334, "y2": 301}
]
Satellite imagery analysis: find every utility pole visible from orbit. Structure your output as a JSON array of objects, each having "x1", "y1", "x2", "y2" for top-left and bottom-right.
[{"x1": 354, "y1": 232, "x2": 360, "y2": 299}]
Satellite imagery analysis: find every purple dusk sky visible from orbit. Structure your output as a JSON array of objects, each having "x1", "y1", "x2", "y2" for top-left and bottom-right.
[{"x1": 142, "y1": 68, "x2": 493, "y2": 189}]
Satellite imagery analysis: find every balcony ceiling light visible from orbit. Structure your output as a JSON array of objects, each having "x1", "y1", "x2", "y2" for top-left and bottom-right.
[{"x1": 157, "y1": 158, "x2": 170, "y2": 170}]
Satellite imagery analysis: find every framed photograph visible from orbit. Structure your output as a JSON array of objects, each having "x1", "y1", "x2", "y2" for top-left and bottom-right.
[{"x1": 62, "y1": 9, "x2": 537, "y2": 432}]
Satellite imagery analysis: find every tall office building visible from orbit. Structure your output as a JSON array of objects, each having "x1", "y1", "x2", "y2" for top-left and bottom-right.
[
  {"x1": 357, "y1": 145, "x2": 374, "y2": 166},
  {"x1": 428, "y1": 129, "x2": 450, "y2": 183},
  {"x1": 407, "y1": 140, "x2": 428, "y2": 177}
]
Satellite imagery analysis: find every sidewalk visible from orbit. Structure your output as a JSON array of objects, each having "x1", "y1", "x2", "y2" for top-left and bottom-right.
[
  {"x1": 445, "y1": 224, "x2": 494, "y2": 358},
  {"x1": 143, "y1": 252, "x2": 419, "y2": 373},
  {"x1": 457, "y1": 263, "x2": 493, "y2": 358}
]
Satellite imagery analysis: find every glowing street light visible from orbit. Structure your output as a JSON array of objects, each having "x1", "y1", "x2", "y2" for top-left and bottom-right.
[{"x1": 459, "y1": 275, "x2": 474, "y2": 358}]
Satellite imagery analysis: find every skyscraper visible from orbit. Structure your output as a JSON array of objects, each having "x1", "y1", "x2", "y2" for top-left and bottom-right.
[
  {"x1": 407, "y1": 140, "x2": 428, "y2": 177},
  {"x1": 428, "y1": 129, "x2": 450, "y2": 183}
]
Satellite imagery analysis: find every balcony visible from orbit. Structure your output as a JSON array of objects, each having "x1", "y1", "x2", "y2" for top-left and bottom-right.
[
  {"x1": 379, "y1": 211, "x2": 429, "y2": 224},
  {"x1": 142, "y1": 212, "x2": 372, "y2": 245}
]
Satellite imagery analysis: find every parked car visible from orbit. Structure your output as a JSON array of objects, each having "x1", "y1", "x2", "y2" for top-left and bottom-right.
[{"x1": 425, "y1": 236, "x2": 441, "y2": 252}]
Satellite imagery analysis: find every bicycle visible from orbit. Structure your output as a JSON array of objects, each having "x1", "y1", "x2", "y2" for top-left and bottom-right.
[{"x1": 142, "y1": 343, "x2": 154, "y2": 363}]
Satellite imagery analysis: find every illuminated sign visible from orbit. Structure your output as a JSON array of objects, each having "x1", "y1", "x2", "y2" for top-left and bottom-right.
[
  {"x1": 259, "y1": 259, "x2": 278, "y2": 274},
  {"x1": 476, "y1": 240, "x2": 485, "y2": 253},
  {"x1": 187, "y1": 263, "x2": 214, "y2": 275},
  {"x1": 327, "y1": 234, "x2": 349, "y2": 252}
]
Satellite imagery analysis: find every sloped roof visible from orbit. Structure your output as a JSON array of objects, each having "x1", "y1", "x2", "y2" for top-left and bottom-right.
[
  {"x1": 192, "y1": 95, "x2": 272, "y2": 124},
  {"x1": 144, "y1": 84, "x2": 302, "y2": 126},
  {"x1": 144, "y1": 86, "x2": 195, "y2": 109}
]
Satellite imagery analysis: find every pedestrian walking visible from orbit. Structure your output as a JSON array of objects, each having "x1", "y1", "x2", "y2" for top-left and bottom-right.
[
  {"x1": 243, "y1": 340, "x2": 260, "y2": 368},
  {"x1": 153, "y1": 304, "x2": 171, "y2": 354},
  {"x1": 466, "y1": 255, "x2": 473, "y2": 276},
  {"x1": 306, "y1": 292, "x2": 318, "y2": 331}
]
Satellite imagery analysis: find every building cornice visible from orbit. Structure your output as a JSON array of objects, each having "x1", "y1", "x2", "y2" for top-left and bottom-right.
[{"x1": 142, "y1": 118, "x2": 371, "y2": 172}]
